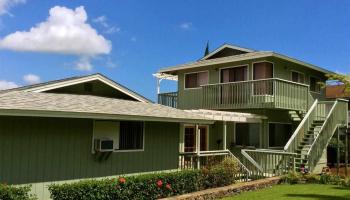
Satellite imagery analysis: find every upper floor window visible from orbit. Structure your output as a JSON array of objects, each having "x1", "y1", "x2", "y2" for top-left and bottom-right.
[
  {"x1": 184, "y1": 71, "x2": 209, "y2": 89},
  {"x1": 291, "y1": 71, "x2": 305, "y2": 84},
  {"x1": 253, "y1": 62, "x2": 273, "y2": 80},
  {"x1": 310, "y1": 77, "x2": 321, "y2": 93},
  {"x1": 220, "y1": 65, "x2": 247, "y2": 83}
]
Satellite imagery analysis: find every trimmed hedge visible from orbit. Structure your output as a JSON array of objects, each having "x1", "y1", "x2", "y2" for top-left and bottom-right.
[
  {"x1": 281, "y1": 171, "x2": 350, "y2": 187},
  {"x1": 0, "y1": 184, "x2": 36, "y2": 200},
  {"x1": 49, "y1": 157, "x2": 239, "y2": 200}
]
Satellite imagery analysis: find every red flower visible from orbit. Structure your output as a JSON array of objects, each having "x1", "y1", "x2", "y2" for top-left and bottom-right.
[
  {"x1": 166, "y1": 183, "x2": 171, "y2": 190},
  {"x1": 156, "y1": 180, "x2": 163, "y2": 188},
  {"x1": 119, "y1": 177, "x2": 126, "y2": 184}
]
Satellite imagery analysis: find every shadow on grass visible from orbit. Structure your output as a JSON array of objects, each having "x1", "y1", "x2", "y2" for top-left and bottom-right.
[
  {"x1": 330, "y1": 186, "x2": 350, "y2": 190},
  {"x1": 285, "y1": 194, "x2": 350, "y2": 200}
]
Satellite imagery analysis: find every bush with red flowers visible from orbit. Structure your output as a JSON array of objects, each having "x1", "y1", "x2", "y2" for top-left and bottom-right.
[{"x1": 49, "y1": 158, "x2": 240, "y2": 200}]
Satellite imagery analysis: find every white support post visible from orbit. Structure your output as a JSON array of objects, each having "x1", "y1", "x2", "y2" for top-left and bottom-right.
[
  {"x1": 196, "y1": 124, "x2": 201, "y2": 169},
  {"x1": 156, "y1": 78, "x2": 161, "y2": 95},
  {"x1": 223, "y1": 121, "x2": 227, "y2": 150}
]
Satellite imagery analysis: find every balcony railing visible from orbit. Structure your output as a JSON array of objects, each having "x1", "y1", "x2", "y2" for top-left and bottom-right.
[
  {"x1": 158, "y1": 92, "x2": 178, "y2": 108},
  {"x1": 202, "y1": 78, "x2": 309, "y2": 111}
]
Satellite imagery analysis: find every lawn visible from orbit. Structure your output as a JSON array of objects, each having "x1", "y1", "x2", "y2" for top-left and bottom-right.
[{"x1": 222, "y1": 184, "x2": 350, "y2": 200}]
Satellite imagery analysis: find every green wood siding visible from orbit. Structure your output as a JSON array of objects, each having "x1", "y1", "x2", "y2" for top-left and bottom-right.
[
  {"x1": 0, "y1": 116, "x2": 179, "y2": 185},
  {"x1": 176, "y1": 57, "x2": 327, "y2": 110}
]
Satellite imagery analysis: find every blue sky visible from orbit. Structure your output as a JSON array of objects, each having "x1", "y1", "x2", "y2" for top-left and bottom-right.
[{"x1": 0, "y1": 0, "x2": 349, "y2": 100}]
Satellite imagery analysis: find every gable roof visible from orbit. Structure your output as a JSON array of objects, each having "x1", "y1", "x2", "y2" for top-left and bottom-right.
[
  {"x1": 200, "y1": 44, "x2": 255, "y2": 60},
  {"x1": 158, "y1": 50, "x2": 332, "y2": 75},
  {"x1": 1, "y1": 73, "x2": 152, "y2": 103},
  {"x1": 0, "y1": 91, "x2": 213, "y2": 124}
]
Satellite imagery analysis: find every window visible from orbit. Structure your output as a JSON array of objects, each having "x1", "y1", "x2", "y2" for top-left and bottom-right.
[
  {"x1": 310, "y1": 77, "x2": 321, "y2": 93},
  {"x1": 119, "y1": 121, "x2": 144, "y2": 150},
  {"x1": 253, "y1": 62, "x2": 273, "y2": 80},
  {"x1": 235, "y1": 123, "x2": 260, "y2": 147},
  {"x1": 94, "y1": 120, "x2": 144, "y2": 151},
  {"x1": 221, "y1": 65, "x2": 247, "y2": 83},
  {"x1": 291, "y1": 71, "x2": 305, "y2": 84},
  {"x1": 253, "y1": 62, "x2": 274, "y2": 95},
  {"x1": 184, "y1": 126, "x2": 208, "y2": 152},
  {"x1": 269, "y1": 123, "x2": 292, "y2": 147},
  {"x1": 184, "y1": 71, "x2": 209, "y2": 89}
]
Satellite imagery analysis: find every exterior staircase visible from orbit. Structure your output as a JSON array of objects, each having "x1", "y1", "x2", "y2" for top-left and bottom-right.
[
  {"x1": 240, "y1": 99, "x2": 348, "y2": 177},
  {"x1": 288, "y1": 110, "x2": 305, "y2": 122},
  {"x1": 294, "y1": 119, "x2": 324, "y2": 171}
]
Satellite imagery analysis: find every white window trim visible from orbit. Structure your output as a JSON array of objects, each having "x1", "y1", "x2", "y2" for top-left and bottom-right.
[
  {"x1": 183, "y1": 70, "x2": 209, "y2": 90},
  {"x1": 290, "y1": 70, "x2": 306, "y2": 84},
  {"x1": 218, "y1": 64, "x2": 249, "y2": 83},
  {"x1": 309, "y1": 76, "x2": 322, "y2": 94},
  {"x1": 183, "y1": 124, "x2": 209, "y2": 152},
  {"x1": 92, "y1": 120, "x2": 145, "y2": 153}
]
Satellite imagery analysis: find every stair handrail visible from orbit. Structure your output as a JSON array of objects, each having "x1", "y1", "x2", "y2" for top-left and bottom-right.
[
  {"x1": 306, "y1": 101, "x2": 337, "y2": 155},
  {"x1": 284, "y1": 99, "x2": 319, "y2": 152},
  {"x1": 306, "y1": 99, "x2": 348, "y2": 171},
  {"x1": 307, "y1": 99, "x2": 349, "y2": 155},
  {"x1": 226, "y1": 150, "x2": 251, "y2": 174},
  {"x1": 241, "y1": 149, "x2": 264, "y2": 172}
]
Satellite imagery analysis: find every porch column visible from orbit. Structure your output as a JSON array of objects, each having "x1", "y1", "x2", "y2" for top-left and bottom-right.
[
  {"x1": 337, "y1": 127, "x2": 340, "y2": 176},
  {"x1": 196, "y1": 124, "x2": 201, "y2": 169},
  {"x1": 156, "y1": 77, "x2": 161, "y2": 94},
  {"x1": 345, "y1": 129, "x2": 348, "y2": 177},
  {"x1": 223, "y1": 121, "x2": 227, "y2": 150}
]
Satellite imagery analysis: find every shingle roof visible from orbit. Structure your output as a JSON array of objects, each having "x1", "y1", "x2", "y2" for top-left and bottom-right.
[
  {"x1": 158, "y1": 49, "x2": 332, "y2": 75},
  {"x1": 0, "y1": 73, "x2": 152, "y2": 103},
  {"x1": 0, "y1": 91, "x2": 213, "y2": 124}
]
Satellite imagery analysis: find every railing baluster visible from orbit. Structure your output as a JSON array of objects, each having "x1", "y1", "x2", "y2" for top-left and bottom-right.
[{"x1": 201, "y1": 78, "x2": 309, "y2": 110}]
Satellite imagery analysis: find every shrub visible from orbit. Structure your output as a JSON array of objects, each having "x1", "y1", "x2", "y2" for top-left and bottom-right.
[
  {"x1": 304, "y1": 173, "x2": 320, "y2": 183},
  {"x1": 319, "y1": 174, "x2": 342, "y2": 185},
  {"x1": 49, "y1": 170, "x2": 204, "y2": 200},
  {"x1": 0, "y1": 184, "x2": 36, "y2": 200},
  {"x1": 280, "y1": 171, "x2": 302, "y2": 184},
  {"x1": 201, "y1": 157, "x2": 240, "y2": 188},
  {"x1": 49, "y1": 158, "x2": 240, "y2": 200},
  {"x1": 341, "y1": 177, "x2": 350, "y2": 187}
]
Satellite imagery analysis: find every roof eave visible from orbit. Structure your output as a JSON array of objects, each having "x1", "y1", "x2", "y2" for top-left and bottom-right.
[
  {"x1": 158, "y1": 52, "x2": 333, "y2": 75},
  {"x1": 0, "y1": 109, "x2": 215, "y2": 124}
]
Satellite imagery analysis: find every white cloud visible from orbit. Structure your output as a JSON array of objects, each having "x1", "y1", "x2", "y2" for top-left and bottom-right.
[
  {"x1": 93, "y1": 15, "x2": 120, "y2": 34},
  {"x1": 0, "y1": 6, "x2": 112, "y2": 71},
  {"x1": 179, "y1": 22, "x2": 193, "y2": 30},
  {"x1": 0, "y1": 6, "x2": 111, "y2": 55},
  {"x1": 130, "y1": 36, "x2": 137, "y2": 42},
  {"x1": 23, "y1": 73, "x2": 40, "y2": 84},
  {"x1": 0, "y1": 0, "x2": 25, "y2": 16},
  {"x1": 0, "y1": 80, "x2": 18, "y2": 90},
  {"x1": 75, "y1": 56, "x2": 93, "y2": 71}
]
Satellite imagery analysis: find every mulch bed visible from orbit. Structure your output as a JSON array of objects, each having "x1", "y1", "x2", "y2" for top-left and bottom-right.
[
  {"x1": 160, "y1": 177, "x2": 280, "y2": 200},
  {"x1": 329, "y1": 165, "x2": 350, "y2": 176}
]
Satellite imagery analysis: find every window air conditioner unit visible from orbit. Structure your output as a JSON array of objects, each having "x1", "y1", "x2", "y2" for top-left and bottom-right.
[{"x1": 94, "y1": 138, "x2": 114, "y2": 152}]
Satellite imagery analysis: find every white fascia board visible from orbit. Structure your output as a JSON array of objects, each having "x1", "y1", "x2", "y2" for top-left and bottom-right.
[
  {"x1": 200, "y1": 44, "x2": 255, "y2": 61},
  {"x1": 0, "y1": 109, "x2": 215, "y2": 124},
  {"x1": 24, "y1": 74, "x2": 151, "y2": 103}
]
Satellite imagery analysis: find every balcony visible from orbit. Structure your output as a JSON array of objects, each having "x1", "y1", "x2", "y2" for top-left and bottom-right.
[
  {"x1": 158, "y1": 78, "x2": 310, "y2": 111},
  {"x1": 158, "y1": 91, "x2": 178, "y2": 108}
]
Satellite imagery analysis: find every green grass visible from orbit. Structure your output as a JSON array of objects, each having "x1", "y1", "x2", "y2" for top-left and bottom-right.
[{"x1": 222, "y1": 184, "x2": 350, "y2": 200}]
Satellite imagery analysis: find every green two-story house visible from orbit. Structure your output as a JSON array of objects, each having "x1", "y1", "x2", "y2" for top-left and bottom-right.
[{"x1": 156, "y1": 44, "x2": 348, "y2": 175}]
